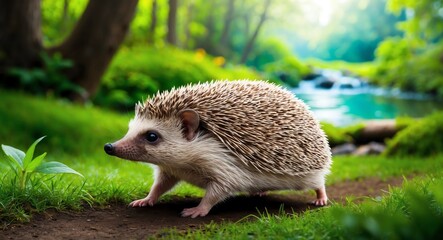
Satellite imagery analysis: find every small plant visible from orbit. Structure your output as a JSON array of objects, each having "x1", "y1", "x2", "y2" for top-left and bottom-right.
[{"x1": 1, "y1": 136, "x2": 83, "y2": 190}]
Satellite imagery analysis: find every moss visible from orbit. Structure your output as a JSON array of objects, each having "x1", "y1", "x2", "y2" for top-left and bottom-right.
[
  {"x1": 321, "y1": 122, "x2": 374, "y2": 147},
  {"x1": 321, "y1": 122, "x2": 350, "y2": 146},
  {"x1": 341, "y1": 123, "x2": 366, "y2": 140},
  {"x1": 395, "y1": 116, "x2": 419, "y2": 131},
  {"x1": 385, "y1": 112, "x2": 443, "y2": 156}
]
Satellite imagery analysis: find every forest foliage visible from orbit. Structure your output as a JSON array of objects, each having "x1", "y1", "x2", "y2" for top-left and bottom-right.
[
  {"x1": 372, "y1": 0, "x2": 443, "y2": 97},
  {"x1": 2, "y1": 0, "x2": 443, "y2": 104},
  {"x1": 94, "y1": 46, "x2": 262, "y2": 110}
]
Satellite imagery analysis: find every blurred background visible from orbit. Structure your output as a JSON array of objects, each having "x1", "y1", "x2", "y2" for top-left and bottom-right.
[{"x1": 1, "y1": 0, "x2": 443, "y2": 126}]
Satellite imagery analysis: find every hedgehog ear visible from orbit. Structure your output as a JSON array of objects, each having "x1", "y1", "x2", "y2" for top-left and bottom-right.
[{"x1": 178, "y1": 109, "x2": 200, "y2": 141}]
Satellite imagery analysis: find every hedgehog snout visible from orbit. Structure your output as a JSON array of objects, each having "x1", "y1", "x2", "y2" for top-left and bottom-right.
[{"x1": 104, "y1": 143, "x2": 115, "y2": 155}]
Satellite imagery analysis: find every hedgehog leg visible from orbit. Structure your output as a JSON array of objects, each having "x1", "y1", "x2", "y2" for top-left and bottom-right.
[
  {"x1": 129, "y1": 172, "x2": 179, "y2": 207},
  {"x1": 313, "y1": 186, "x2": 328, "y2": 206},
  {"x1": 181, "y1": 182, "x2": 229, "y2": 218}
]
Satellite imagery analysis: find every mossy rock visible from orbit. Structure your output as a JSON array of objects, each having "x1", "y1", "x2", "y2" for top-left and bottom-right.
[
  {"x1": 395, "y1": 116, "x2": 418, "y2": 131},
  {"x1": 385, "y1": 112, "x2": 443, "y2": 157},
  {"x1": 321, "y1": 122, "x2": 350, "y2": 146}
]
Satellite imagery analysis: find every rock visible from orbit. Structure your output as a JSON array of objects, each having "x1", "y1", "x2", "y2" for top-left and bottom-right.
[
  {"x1": 332, "y1": 143, "x2": 357, "y2": 155},
  {"x1": 303, "y1": 73, "x2": 322, "y2": 81},
  {"x1": 352, "y1": 142, "x2": 386, "y2": 156},
  {"x1": 331, "y1": 76, "x2": 363, "y2": 90},
  {"x1": 314, "y1": 76, "x2": 335, "y2": 89}
]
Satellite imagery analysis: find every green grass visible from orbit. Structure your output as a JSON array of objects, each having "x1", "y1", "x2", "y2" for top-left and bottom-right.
[
  {"x1": 1, "y1": 89, "x2": 443, "y2": 238},
  {"x1": 329, "y1": 155, "x2": 443, "y2": 184},
  {"x1": 159, "y1": 174, "x2": 443, "y2": 239},
  {"x1": 0, "y1": 89, "x2": 204, "y2": 223}
]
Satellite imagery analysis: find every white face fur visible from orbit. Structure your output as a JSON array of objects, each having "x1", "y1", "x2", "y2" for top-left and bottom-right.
[{"x1": 111, "y1": 116, "x2": 191, "y2": 165}]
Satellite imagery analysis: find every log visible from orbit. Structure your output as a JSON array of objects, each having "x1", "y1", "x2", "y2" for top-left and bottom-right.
[{"x1": 353, "y1": 119, "x2": 399, "y2": 144}]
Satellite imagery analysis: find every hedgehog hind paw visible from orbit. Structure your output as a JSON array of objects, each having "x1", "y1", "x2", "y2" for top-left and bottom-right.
[
  {"x1": 181, "y1": 206, "x2": 211, "y2": 218},
  {"x1": 129, "y1": 197, "x2": 156, "y2": 207}
]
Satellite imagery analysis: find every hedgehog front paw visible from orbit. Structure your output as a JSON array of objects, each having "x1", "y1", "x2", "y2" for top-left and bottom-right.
[
  {"x1": 312, "y1": 187, "x2": 328, "y2": 206},
  {"x1": 312, "y1": 197, "x2": 328, "y2": 206},
  {"x1": 129, "y1": 197, "x2": 156, "y2": 207},
  {"x1": 181, "y1": 206, "x2": 210, "y2": 218}
]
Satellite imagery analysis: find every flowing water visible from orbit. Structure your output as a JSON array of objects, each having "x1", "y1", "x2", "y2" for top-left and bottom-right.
[{"x1": 292, "y1": 79, "x2": 443, "y2": 126}]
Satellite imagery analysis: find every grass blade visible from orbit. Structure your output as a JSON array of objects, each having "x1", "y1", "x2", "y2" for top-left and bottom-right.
[{"x1": 34, "y1": 161, "x2": 83, "y2": 177}]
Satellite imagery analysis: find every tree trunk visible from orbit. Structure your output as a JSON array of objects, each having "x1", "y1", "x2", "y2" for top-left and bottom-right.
[
  {"x1": 183, "y1": 1, "x2": 195, "y2": 49},
  {"x1": 201, "y1": 1, "x2": 218, "y2": 53},
  {"x1": 0, "y1": 0, "x2": 42, "y2": 87},
  {"x1": 166, "y1": 0, "x2": 178, "y2": 45},
  {"x1": 50, "y1": 0, "x2": 139, "y2": 101},
  {"x1": 240, "y1": 0, "x2": 271, "y2": 64},
  {"x1": 148, "y1": 0, "x2": 158, "y2": 44},
  {"x1": 219, "y1": 0, "x2": 235, "y2": 51},
  {"x1": 61, "y1": 0, "x2": 70, "y2": 33}
]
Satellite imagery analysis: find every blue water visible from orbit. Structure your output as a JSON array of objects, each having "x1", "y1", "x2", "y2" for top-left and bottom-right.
[{"x1": 291, "y1": 81, "x2": 443, "y2": 126}]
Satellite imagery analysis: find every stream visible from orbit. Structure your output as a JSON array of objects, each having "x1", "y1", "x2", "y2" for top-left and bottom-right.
[{"x1": 291, "y1": 70, "x2": 443, "y2": 126}]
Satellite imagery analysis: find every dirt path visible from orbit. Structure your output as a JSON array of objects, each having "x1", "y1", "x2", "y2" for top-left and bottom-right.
[{"x1": 1, "y1": 177, "x2": 404, "y2": 239}]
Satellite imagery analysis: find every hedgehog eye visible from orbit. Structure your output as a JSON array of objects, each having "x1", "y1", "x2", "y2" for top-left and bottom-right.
[{"x1": 145, "y1": 131, "x2": 159, "y2": 143}]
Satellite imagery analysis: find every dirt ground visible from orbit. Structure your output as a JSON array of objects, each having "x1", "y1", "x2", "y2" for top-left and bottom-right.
[{"x1": 1, "y1": 177, "x2": 404, "y2": 240}]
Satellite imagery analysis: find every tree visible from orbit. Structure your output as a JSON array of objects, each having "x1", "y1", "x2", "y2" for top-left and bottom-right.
[
  {"x1": 219, "y1": 0, "x2": 235, "y2": 53},
  {"x1": 388, "y1": 0, "x2": 443, "y2": 44},
  {"x1": 61, "y1": 0, "x2": 70, "y2": 34},
  {"x1": 240, "y1": 0, "x2": 272, "y2": 64},
  {"x1": 50, "y1": 0, "x2": 139, "y2": 101},
  {"x1": 0, "y1": 0, "x2": 139, "y2": 101},
  {"x1": 166, "y1": 0, "x2": 178, "y2": 45},
  {"x1": 197, "y1": 0, "x2": 220, "y2": 54},
  {"x1": 0, "y1": 0, "x2": 43, "y2": 87},
  {"x1": 183, "y1": 0, "x2": 195, "y2": 49},
  {"x1": 148, "y1": 0, "x2": 158, "y2": 44},
  {"x1": 292, "y1": 0, "x2": 405, "y2": 62}
]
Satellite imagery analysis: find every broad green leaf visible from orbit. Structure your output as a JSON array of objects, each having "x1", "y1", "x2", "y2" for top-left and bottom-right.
[
  {"x1": 26, "y1": 152, "x2": 47, "y2": 172},
  {"x1": 1, "y1": 144, "x2": 25, "y2": 168},
  {"x1": 23, "y1": 136, "x2": 46, "y2": 169},
  {"x1": 34, "y1": 161, "x2": 83, "y2": 177}
]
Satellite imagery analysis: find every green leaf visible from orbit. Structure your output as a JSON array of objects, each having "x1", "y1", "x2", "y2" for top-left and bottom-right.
[
  {"x1": 34, "y1": 161, "x2": 83, "y2": 177},
  {"x1": 23, "y1": 136, "x2": 46, "y2": 169},
  {"x1": 1, "y1": 144, "x2": 25, "y2": 169},
  {"x1": 26, "y1": 152, "x2": 47, "y2": 172}
]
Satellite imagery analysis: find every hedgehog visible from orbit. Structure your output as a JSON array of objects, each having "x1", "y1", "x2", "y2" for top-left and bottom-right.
[{"x1": 104, "y1": 80, "x2": 332, "y2": 218}]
